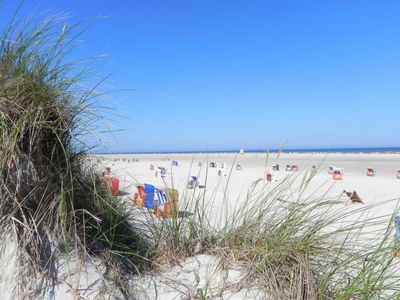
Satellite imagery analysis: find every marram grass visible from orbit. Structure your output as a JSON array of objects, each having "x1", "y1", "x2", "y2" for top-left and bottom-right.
[
  {"x1": 0, "y1": 13, "x2": 151, "y2": 298},
  {"x1": 141, "y1": 160, "x2": 400, "y2": 299}
]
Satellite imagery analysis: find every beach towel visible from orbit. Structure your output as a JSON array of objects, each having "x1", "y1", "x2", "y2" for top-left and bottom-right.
[{"x1": 144, "y1": 184, "x2": 155, "y2": 209}]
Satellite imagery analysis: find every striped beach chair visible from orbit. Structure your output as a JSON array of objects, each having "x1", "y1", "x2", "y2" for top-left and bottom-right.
[{"x1": 156, "y1": 188, "x2": 168, "y2": 207}]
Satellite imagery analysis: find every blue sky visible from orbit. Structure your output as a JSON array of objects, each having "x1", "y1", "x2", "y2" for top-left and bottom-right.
[{"x1": 1, "y1": 1, "x2": 399, "y2": 152}]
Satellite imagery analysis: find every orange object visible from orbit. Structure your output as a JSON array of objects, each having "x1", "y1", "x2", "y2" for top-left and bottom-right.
[
  {"x1": 138, "y1": 185, "x2": 146, "y2": 198},
  {"x1": 163, "y1": 202, "x2": 170, "y2": 218},
  {"x1": 333, "y1": 170, "x2": 342, "y2": 180},
  {"x1": 133, "y1": 185, "x2": 147, "y2": 207},
  {"x1": 396, "y1": 250, "x2": 400, "y2": 257},
  {"x1": 133, "y1": 192, "x2": 144, "y2": 206},
  {"x1": 153, "y1": 199, "x2": 160, "y2": 216}
]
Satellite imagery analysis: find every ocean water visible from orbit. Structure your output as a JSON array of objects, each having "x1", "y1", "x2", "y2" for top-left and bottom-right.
[{"x1": 97, "y1": 147, "x2": 400, "y2": 155}]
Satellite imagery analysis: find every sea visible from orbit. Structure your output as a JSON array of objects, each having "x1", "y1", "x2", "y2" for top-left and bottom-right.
[{"x1": 97, "y1": 147, "x2": 400, "y2": 155}]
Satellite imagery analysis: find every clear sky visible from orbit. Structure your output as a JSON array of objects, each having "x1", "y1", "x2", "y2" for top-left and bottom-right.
[{"x1": 1, "y1": 1, "x2": 399, "y2": 152}]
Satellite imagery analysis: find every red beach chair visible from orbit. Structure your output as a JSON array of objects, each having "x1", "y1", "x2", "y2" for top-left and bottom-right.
[
  {"x1": 110, "y1": 178, "x2": 119, "y2": 196},
  {"x1": 101, "y1": 176, "x2": 119, "y2": 197},
  {"x1": 333, "y1": 170, "x2": 342, "y2": 180},
  {"x1": 366, "y1": 168, "x2": 375, "y2": 177},
  {"x1": 265, "y1": 172, "x2": 272, "y2": 182}
]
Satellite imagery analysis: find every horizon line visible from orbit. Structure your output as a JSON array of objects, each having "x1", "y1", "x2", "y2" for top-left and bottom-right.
[{"x1": 94, "y1": 146, "x2": 400, "y2": 155}]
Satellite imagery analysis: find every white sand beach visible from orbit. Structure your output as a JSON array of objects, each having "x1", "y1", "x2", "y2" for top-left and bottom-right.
[{"x1": 98, "y1": 152, "x2": 400, "y2": 222}]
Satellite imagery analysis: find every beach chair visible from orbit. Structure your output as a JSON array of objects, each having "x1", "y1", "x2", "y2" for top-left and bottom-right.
[
  {"x1": 397, "y1": 170, "x2": 400, "y2": 179},
  {"x1": 272, "y1": 164, "x2": 279, "y2": 171},
  {"x1": 149, "y1": 164, "x2": 154, "y2": 171},
  {"x1": 153, "y1": 188, "x2": 169, "y2": 217},
  {"x1": 291, "y1": 165, "x2": 298, "y2": 172},
  {"x1": 367, "y1": 168, "x2": 375, "y2": 176},
  {"x1": 134, "y1": 185, "x2": 179, "y2": 218},
  {"x1": 187, "y1": 176, "x2": 199, "y2": 189},
  {"x1": 158, "y1": 167, "x2": 167, "y2": 177},
  {"x1": 342, "y1": 190, "x2": 363, "y2": 204},
  {"x1": 349, "y1": 191, "x2": 363, "y2": 204},
  {"x1": 110, "y1": 178, "x2": 119, "y2": 196},
  {"x1": 333, "y1": 170, "x2": 342, "y2": 180},
  {"x1": 265, "y1": 172, "x2": 272, "y2": 182},
  {"x1": 158, "y1": 188, "x2": 179, "y2": 218},
  {"x1": 172, "y1": 160, "x2": 179, "y2": 166},
  {"x1": 236, "y1": 164, "x2": 242, "y2": 170},
  {"x1": 286, "y1": 165, "x2": 292, "y2": 171},
  {"x1": 328, "y1": 166, "x2": 335, "y2": 174}
]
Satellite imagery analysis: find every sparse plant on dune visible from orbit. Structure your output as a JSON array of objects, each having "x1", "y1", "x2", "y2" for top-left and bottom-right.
[{"x1": 143, "y1": 163, "x2": 400, "y2": 299}]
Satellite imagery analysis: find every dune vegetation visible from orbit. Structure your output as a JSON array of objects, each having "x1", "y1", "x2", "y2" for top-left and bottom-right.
[{"x1": 0, "y1": 14, "x2": 152, "y2": 298}]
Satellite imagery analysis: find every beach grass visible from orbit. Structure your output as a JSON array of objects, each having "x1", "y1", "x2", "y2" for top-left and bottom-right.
[
  {"x1": 0, "y1": 13, "x2": 152, "y2": 298},
  {"x1": 140, "y1": 161, "x2": 400, "y2": 299}
]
